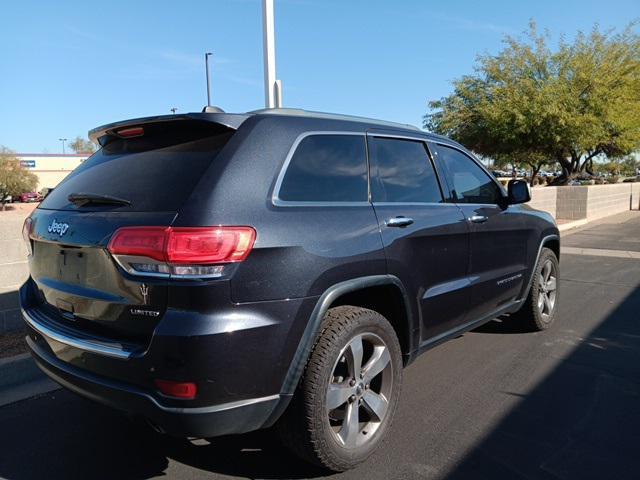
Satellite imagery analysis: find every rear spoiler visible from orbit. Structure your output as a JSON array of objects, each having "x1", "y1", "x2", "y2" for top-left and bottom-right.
[{"x1": 88, "y1": 112, "x2": 251, "y2": 146}]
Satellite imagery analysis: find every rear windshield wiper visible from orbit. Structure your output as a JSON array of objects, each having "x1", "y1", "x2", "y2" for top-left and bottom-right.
[{"x1": 68, "y1": 193, "x2": 132, "y2": 207}]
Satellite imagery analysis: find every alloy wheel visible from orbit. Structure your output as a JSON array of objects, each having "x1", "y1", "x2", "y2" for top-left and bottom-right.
[
  {"x1": 326, "y1": 333, "x2": 393, "y2": 449},
  {"x1": 537, "y1": 259, "x2": 557, "y2": 319}
]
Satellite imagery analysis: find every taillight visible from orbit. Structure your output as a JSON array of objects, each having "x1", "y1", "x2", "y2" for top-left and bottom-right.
[
  {"x1": 22, "y1": 217, "x2": 33, "y2": 256},
  {"x1": 167, "y1": 227, "x2": 255, "y2": 264},
  {"x1": 108, "y1": 226, "x2": 256, "y2": 278},
  {"x1": 154, "y1": 379, "x2": 197, "y2": 399},
  {"x1": 108, "y1": 227, "x2": 168, "y2": 262}
]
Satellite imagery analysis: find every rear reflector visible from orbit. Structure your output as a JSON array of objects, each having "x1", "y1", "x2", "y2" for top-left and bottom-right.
[
  {"x1": 108, "y1": 226, "x2": 256, "y2": 278},
  {"x1": 154, "y1": 380, "x2": 197, "y2": 399}
]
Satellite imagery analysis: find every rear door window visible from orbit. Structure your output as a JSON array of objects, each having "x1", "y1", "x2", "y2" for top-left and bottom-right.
[
  {"x1": 39, "y1": 122, "x2": 233, "y2": 212},
  {"x1": 276, "y1": 134, "x2": 368, "y2": 203},
  {"x1": 368, "y1": 136, "x2": 443, "y2": 203}
]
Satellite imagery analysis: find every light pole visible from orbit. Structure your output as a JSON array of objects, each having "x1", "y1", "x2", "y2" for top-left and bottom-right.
[
  {"x1": 170, "y1": 107, "x2": 177, "y2": 114},
  {"x1": 205, "y1": 52, "x2": 213, "y2": 107},
  {"x1": 262, "y1": 0, "x2": 282, "y2": 108},
  {"x1": 58, "y1": 138, "x2": 68, "y2": 154}
]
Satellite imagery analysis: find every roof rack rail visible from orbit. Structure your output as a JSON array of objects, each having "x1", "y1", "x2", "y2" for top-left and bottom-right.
[{"x1": 248, "y1": 108, "x2": 421, "y2": 132}]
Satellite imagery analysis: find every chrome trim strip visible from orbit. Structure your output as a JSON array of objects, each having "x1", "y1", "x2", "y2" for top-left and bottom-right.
[
  {"x1": 111, "y1": 254, "x2": 170, "y2": 279},
  {"x1": 271, "y1": 131, "x2": 369, "y2": 207},
  {"x1": 153, "y1": 394, "x2": 281, "y2": 414},
  {"x1": 23, "y1": 308, "x2": 137, "y2": 360},
  {"x1": 423, "y1": 276, "x2": 475, "y2": 299},
  {"x1": 111, "y1": 254, "x2": 227, "y2": 280},
  {"x1": 372, "y1": 201, "x2": 447, "y2": 207},
  {"x1": 366, "y1": 132, "x2": 431, "y2": 143},
  {"x1": 272, "y1": 200, "x2": 370, "y2": 207}
]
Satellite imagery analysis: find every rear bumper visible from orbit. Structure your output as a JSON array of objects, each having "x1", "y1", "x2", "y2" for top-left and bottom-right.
[
  {"x1": 26, "y1": 334, "x2": 285, "y2": 438},
  {"x1": 19, "y1": 279, "x2": 316, "y2": 437}
]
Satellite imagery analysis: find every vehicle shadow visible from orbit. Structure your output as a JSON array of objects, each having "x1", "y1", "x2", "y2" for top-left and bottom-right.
[
  {"x1": 0, "y1": 390, "x2": 328, "y2": 480},
  {"x1": 163, "y1": 430, "x2": 328, "y2": 479},
  {"x1": 471, "y1": 314, "x2": 534, "y2": 334},
  {"x1": 447, "y1": 284, "x2": 640, "y2": 480}
]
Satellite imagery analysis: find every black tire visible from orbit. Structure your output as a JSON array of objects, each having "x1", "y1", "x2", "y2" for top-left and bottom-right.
[
  {"x1": 512, "y1": 247, "x2": 559, "y2": 331},
  {"x1": 277, "y1": 305, "x2": 403, "y2": 471}
]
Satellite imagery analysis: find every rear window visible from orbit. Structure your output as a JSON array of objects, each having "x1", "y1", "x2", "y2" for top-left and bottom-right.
[
  {"x1": 40, "y1": 122, "x2": 233, "y2": 212},
  {"x1": 276, "y1": 134, "x2": 368, "y2": 203}
]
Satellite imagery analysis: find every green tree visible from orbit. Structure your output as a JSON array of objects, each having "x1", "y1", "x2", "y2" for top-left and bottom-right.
[
  {"x1": 0, "y1": 146, "x2": 38, "y2": 209},
  {"x1": 68, "y1": 136, "x2": 96, "y2": 154},
  {"x1": 425, "y1": 22, "x2": 640, "y2": 184},
  {"x1": 493, "y1": 152, "x2": 550, "y2": 185},
  {"x1": 620, "y1": 155, "x2": 640, "y2": 177}
]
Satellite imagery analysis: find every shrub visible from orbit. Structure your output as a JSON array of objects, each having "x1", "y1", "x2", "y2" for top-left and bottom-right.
[{"x1": 0, "y1": 147, "x2": 38, "y2": 207}]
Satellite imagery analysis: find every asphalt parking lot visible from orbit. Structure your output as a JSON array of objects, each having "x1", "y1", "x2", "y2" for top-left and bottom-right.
[{"x1": 0, "y1": 212, "x2": 638, "y2": 480}]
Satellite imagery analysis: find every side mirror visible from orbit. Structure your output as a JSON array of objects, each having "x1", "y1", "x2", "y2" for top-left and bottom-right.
[{"x1": 507, "y1": 179, "x2": 530, "y2": 205}]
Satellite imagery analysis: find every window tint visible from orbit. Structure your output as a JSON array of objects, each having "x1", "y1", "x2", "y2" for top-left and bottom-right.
[
  {"x1": 40, "y1": 122, "x2": 234, "y2": 212},
  {"x1": 436, "y1": 145, "x2": 503, "y2": 204},
  {"x1": 368, "y1": 137, "x2": 442, "y2": 203},
  {"x1": 278, "y1": 134, "x2": 368, "y2": 202}
]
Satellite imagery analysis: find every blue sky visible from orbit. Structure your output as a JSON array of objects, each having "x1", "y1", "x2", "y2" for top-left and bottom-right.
[{"x1": 1, "y1": 0, "x2": 637, "y2": 153}]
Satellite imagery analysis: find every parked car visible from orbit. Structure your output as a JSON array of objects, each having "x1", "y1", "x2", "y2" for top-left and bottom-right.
[
  {"x1": 19, "y1": 192, "x2": 41, "y2": 203},
  {"x1": 20, "y1": 109, "x2": 560, "y2": 471}
]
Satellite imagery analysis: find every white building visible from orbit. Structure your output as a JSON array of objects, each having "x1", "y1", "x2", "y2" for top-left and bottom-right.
[{"x1": 16, "y1": 153, "x2": 89, "y2": 191}]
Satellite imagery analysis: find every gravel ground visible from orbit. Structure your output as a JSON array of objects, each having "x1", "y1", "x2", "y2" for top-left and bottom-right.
[{"x1": 0, "y1": 328, "x2": 27, "y2": 359}]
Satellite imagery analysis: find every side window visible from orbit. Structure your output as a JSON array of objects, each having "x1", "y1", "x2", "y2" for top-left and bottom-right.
[
  {"x1": 368, "y1": 137, "x2": 443, "y2": 203},
  {"x1": 436, "y1": 145, "x2": 503, "y2": 204},
  {"x1": 277, "y1": 134, "x2": 368, "y2": 202}
]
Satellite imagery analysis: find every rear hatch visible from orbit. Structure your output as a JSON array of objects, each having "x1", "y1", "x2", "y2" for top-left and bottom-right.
[{"x1": 26, "y1": 118, "x2": 237, "y2": 345}]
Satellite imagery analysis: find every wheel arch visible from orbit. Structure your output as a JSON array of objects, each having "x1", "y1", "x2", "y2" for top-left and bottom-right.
[
  {"x1": 517, "y1": 233, "x2": 560, "y2": 303},
  {"x1": 280, "y1": 275, "x2": 414, "y2": 397}
]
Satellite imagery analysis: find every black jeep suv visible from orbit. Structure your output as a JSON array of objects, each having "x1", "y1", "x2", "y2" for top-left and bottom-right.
[{"x1": 21, "y1": 108, "x2": 559, "y2": 471}]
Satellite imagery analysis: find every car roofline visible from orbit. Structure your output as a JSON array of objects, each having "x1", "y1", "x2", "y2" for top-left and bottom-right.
[
  {"x1": 248, "y1": 108, "x2": 422, "y2": 132},
  {"x1": 88, "y1": 108, "x2": 448, "y2": 146}
]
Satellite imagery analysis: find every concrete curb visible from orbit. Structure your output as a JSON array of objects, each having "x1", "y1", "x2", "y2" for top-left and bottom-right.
[
  {"x1": 0, "y1": 352, "x2": 60, "y2": 407},
  {"x1": 558, "y1": 218, "x2": 590, "y2": 232}
]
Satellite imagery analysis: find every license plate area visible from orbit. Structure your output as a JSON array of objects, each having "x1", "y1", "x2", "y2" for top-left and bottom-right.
[{"x1": 57, "y1": 248, "x2": 88, "y2": 285}]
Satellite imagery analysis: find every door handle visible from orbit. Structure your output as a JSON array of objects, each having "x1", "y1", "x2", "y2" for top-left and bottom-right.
[
  {"x1": 386, "y1": 216, "x2": 414, "y2": 228},
  {"x1": 469, "y1": 215, "x2": 488, "y2": 223}
]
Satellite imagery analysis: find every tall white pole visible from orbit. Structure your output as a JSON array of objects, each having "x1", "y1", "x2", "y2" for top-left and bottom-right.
[
  {"x1": 205, "y1": 52, "x2": 213, "y2": 106},
  {"x1": 262, "y1": 0, "x2": 277, "y2": 108}
]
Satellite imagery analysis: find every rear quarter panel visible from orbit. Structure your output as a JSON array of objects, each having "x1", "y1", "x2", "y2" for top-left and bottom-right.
[{"x1": 176, "y1": 115, "x2": 387, "y2": 303}]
